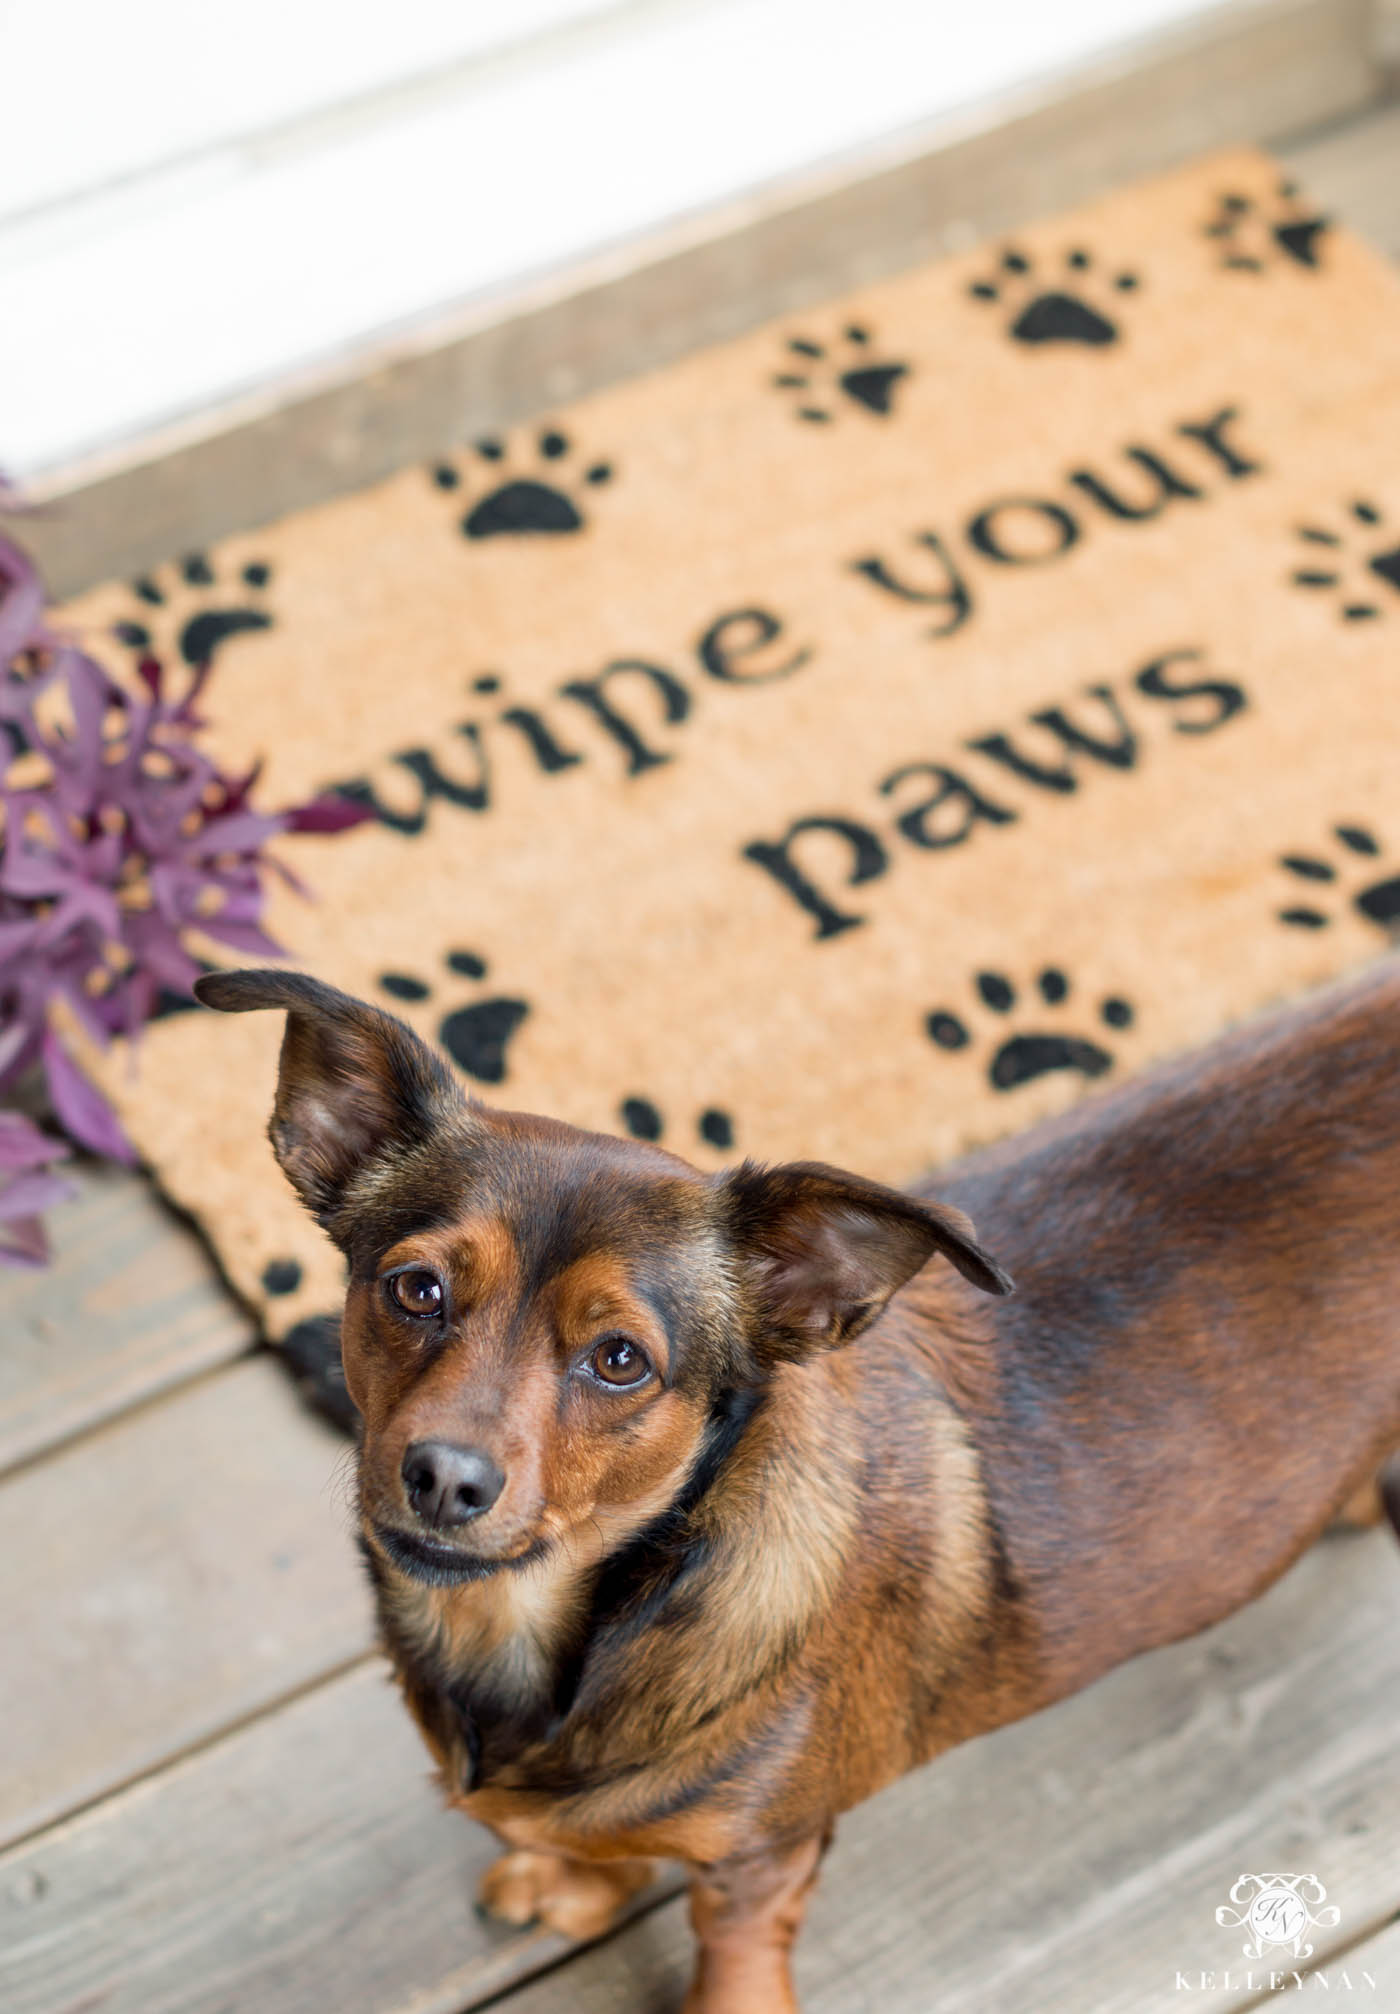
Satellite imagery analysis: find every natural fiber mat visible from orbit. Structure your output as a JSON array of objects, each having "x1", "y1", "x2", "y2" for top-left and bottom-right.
[{"x1": 61, "y1": 148, "x2": 1400, "y2": 1346}]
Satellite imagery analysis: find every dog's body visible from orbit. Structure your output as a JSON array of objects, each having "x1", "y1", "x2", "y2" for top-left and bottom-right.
[{"x1": 196, "y1": 959, "x2": 1400, "y2": 2012}]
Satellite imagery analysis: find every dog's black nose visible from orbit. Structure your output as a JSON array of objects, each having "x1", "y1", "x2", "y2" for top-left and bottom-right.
[{"x1": 401, "y1": 1441, "x2": 504, "y2": 1527}]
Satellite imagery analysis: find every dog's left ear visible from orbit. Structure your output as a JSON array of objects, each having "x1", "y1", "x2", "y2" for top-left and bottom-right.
[
  {"x1": 193, "y1": 968, "x2": 465, "y2": 1235},
  {"x1": 720, "y1": 1161, "x2": 1012, "y2": 1360}
]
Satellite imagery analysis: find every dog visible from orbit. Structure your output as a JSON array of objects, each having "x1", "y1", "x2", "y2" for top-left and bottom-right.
[{"x1": 194, "y1": 960, "x2": 1400, "y2": 2012}]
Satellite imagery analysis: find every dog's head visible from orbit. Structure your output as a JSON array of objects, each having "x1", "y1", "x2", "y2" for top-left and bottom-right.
[{"x1": 196, "y1": 970, "x2": 1011, "y2": 1588}]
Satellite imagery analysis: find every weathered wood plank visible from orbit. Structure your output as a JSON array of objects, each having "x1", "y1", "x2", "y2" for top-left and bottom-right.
[
  {"x1": 492, "y1": 1530, "x2": 1400, "y2": 2014},
  {"x1": 0, "y1": 1659, "x2": 680, "y2": 2014},
  {"x1": 1292, "y1": 1915, "x2": 1400, "y2": 2000},
  {"x1": 1280, "y1": 102, "x2": 1400, "y2": 259},
  {"x1": 0, "y1": 1159, "x2": 255, "y2": 1478},
  {"x1": 0, "y1": 1354, "x2": 371, "y2": 1848},
  {"x1": 976, "y1": 1724, "x2": 1397, "y2": 2011},
  {"x1": 11, "y1": 1512, "x2": 1390, "y2": 2014}
]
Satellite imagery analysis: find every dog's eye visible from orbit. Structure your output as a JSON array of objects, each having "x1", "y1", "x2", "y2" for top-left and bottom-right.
[
  {"x1": 387, "y1": 1268, "x2": 445, "y2": 1318},
  {"x1": 587, "y1": 1337, "x2": 651, "y2": 1388}
]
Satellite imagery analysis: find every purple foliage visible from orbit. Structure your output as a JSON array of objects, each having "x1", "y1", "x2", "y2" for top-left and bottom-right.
[
  {"x1": 0, "y1": 1109, "x2": 74, "y2": 1267},
  {"x1": 0, "y1": 520, "x2": 370, "y2": 1236}
]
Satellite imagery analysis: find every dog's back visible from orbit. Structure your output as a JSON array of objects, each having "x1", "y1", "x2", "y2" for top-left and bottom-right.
[{"x1": 923, "y1": 956, "x2": 1400, "y2": 1699}]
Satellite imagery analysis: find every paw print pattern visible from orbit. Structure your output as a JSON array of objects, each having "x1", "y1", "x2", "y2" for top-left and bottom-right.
[
  {"x1": 432, "y1": 430, "x2": 613, "y2": 540},
  {"x1": 771, "y1": 324, "x2": 910, "y2": 422},
  {"x1": 1277, "y1": 824, "x2": 1400, "y2": 934},
  {"x1": 1203, "y1": 180, "x2": 1330, "y2": 273},
  {"x1": 1291, "y1": 501, "x2": 1400, "y2": 622},
  {"x1": 618, "y1": 1096, "x2": 736, "y2": 1153},
  {"x1": 262, "y1": 1257, "x2": 304, "y2": 1296},
  {"x1": 968, "y1": 247, "x2": 1139, "y2": 348},
  {"x1": 280, "y1": 1312, "x2": 358, "y2": 1433},
  {"x1": 377, "y1": 951, "x2": 529, "y2": 1085},
  {"x1": 926, "y1": 968, "x2": 1134, "y2": 1092},
  {"x1": 112, "y1": 553, "x2": 274, "y2": 667}
]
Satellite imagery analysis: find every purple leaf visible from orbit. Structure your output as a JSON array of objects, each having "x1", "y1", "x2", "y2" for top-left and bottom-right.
[
  {"x1": 0, "y1": 917, "x2": 39, "y2": 961},
  {"x1": 189, "y1": 809, "x2": 286, "y2": 857},
  {"x1": 0, "y1": 532, "x2": 47, "y2": 663},
  {"x1": 48, "y1": 975, "x2": 119, "y2": 1054},
  {"x1": 122, "y1": 918, "x2": 203, "y2": 993},
  {"x1": 41, "y1": 1030, "x2": 136, "y2": 1163},
  {"x1": 0, "y1": 1216, "x2": 53, "y2": 1267},
  {"x1": 198, "y1": 915, "x2": 286, "y2": 957},
  {"x1": 0, "y1": 1024, "x2": 32, "y2": 1079},
  {"x1": 0, "y1": 1110, "x2": 75, "y2": 1269},
  {"x1": 34, "y1": 878, "x2": 125, "y2": 944},
  {"x1": 0, "y1": 1109, "x2": 72, "y2": 1172},
  {"x1": 282, "y1": 792, "x2": 375, "y2": 834},
  {"x1": 0, "y1": 1167, "x2": 76, "y2": 1222}
]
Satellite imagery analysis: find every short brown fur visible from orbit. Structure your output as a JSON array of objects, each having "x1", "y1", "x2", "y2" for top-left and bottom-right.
[{"x1": 194, "y1": 959, "x2": 1400, "y2": 2012}]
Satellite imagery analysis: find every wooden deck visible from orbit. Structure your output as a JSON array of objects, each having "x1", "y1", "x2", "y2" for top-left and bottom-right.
[{"x1": 5, "y1": 103, "x2": 1400, "y2": 2014}]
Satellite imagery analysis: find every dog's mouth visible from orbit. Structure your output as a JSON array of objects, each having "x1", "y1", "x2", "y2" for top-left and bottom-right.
[{"x1": 370, "y1": 1523, "x2": 550, "y2": 1587}]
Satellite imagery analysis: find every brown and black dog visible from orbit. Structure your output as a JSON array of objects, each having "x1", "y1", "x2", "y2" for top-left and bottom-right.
[{"x1": 195, "y1": 959, "x2": 1400, "y2": 2012}]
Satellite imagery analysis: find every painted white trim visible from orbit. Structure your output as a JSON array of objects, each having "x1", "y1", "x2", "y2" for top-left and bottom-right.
[
  {"x1": 0, "y1": 0, "x2": 625, "y2": 223},
  {"x1": 3, "y1": 0, "x2": 1239, "y2": 477}
]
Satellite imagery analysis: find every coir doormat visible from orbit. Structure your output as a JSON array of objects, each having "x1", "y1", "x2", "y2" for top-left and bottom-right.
[{"x1": 61, "y1": 149, "x2": 1400, "y2": 1344}]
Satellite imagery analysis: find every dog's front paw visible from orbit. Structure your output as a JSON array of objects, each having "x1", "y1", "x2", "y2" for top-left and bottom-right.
[{"x1": 477, "y1": 1849, "x2": 653, "y2": 1941}]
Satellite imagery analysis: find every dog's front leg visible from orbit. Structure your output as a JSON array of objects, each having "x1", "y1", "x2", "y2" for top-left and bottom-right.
[{"x1": 682, "y1": 1828, "x2": 831, "y2": 2014}]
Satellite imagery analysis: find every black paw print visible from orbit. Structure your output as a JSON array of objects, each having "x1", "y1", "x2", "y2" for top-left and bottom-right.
[
  {"x1": 377, "y1": 951, "x2": 530, "y2": 1085},
  {"x1": 112, "y1": 553, "x2": 274, "y2": 666},
  {"x1": 968, "y1": 247, "x2": 1139, "y2": 348},
  {"x1": 771, "y1": 324, "x2": 910, "y2": 422},
  {"x1": 281, "y1": 1312, "x2": 358, "y2": 1433},
  {"x1": 262, "y1": 1257, "x2": 304, "y2": 1296},
  {"x1": 432, "y1": 429, "x2": 613, "y2": 540},
  {"x1": 1291, "y1": 501, "x2": 1400, "y2": 622},
  {"x1": 1203, "y1": 180, "x2": 1330, "y2": 273},
  {"x1": 926, "y1": 968, "x2": 1134, "y2": 1092},
  {"x1": 1277, "y1": 824, "x2": 1400, "y2": 934},
  {"x1": 617, "y1": 1095, "x2": 736, "y2": 1154}
]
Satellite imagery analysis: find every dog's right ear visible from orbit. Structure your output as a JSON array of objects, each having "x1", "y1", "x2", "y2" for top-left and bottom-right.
[
  {"x1": 193, "y1": 969, "x2": 465, "y2": 1231},
  {"x1": 719, "y1": 1158, "x2": 1012, "y2": 1365}
]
